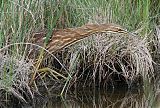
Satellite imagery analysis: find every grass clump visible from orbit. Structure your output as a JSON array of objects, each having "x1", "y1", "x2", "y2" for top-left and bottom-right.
[
  {"x1": 0, "y1": 52, "x2": 33, "y2": 102},
  {"x1": 47, "y1": 30, "x2": 153, "y2": 93}
]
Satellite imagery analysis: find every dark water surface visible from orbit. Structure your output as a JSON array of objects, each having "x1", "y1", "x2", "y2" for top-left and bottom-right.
[{"x1": 20, "y1": 84, "x2": 160, "y2": 108}]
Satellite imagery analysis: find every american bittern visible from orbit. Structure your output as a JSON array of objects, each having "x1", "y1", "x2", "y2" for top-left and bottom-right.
[
  {"x1": 32, "y1": 23, "x2": 128, "y2": 53},
  {"x1": 29, "y1": 23, "x2": 129, "y2": 85}
]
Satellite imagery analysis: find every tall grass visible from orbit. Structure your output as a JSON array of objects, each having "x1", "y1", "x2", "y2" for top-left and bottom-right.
[
  {"x1": 0, "y1": 0, "x2": 159, "y2": 103},
  {"x1": 0, "y1": 0, "x2": 159, "y2": 47}
]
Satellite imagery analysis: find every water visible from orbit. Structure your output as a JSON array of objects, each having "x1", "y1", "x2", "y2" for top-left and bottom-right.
[{"x1": 21, "y1": 84, "x2": 160, "y2": 108}]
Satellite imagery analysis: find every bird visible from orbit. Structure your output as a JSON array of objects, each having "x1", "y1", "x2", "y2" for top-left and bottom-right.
[
  {"x1": 32, "y1": 23, "x2": 128, "y2": 54},
  {"x1": 29, "y1": 23, "x2": 128, "y2": 85}
]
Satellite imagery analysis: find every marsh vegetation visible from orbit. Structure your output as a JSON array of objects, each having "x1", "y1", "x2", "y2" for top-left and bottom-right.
[{"x1": 0, "y1": 0, "x2": 160, "y2": 107}]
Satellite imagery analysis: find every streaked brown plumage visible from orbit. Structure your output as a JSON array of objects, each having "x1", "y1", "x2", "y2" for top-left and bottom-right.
[{"x1": 32, "y1": 23, "x2": 128, "y2": 53}]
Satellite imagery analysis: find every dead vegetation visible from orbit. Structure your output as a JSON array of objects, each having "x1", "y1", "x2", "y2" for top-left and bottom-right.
[
  {"x1": 29, "y1": 24, "x2": 154, "y2": 95},
  {"x1": 0, "y1": 24, "x2": 154, "y2": 103}
]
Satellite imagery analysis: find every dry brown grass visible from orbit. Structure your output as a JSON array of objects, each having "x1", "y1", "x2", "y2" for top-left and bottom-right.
[{"x1": 37, "y1": 29, "x2": 154, "y2": 94}]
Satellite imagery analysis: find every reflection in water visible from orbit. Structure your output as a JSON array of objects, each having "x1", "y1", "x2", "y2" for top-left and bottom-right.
[{"x1": 29, "y1": 86, "x2": 160, "y2": 108}]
